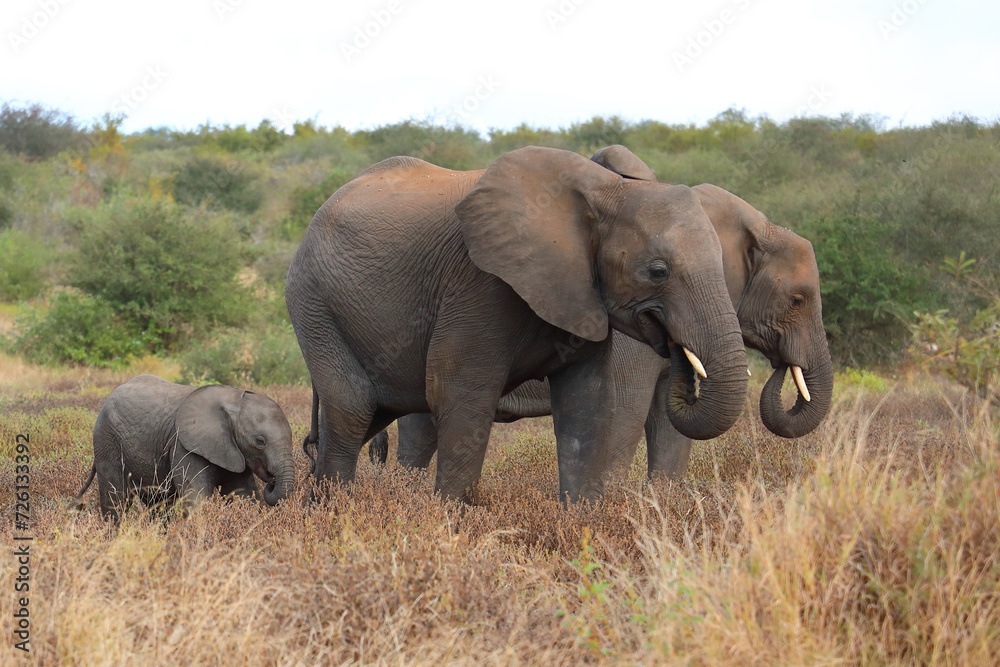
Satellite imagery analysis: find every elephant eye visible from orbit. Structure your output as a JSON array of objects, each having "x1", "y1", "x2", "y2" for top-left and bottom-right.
[
  {"x1": 647, "y1": 261, "x2": 669, "y2": 281},
  {"x1": 254, "y1": 435, "x2": 266, "y2": 448},
  {"x1": 790, "y1": 294, "x2": 805, "y2": 309}
]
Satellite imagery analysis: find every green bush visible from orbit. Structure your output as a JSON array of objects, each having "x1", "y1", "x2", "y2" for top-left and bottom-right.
[
  {"x1": 0, "y1": 102, "x2": 85, "y2": 160},
  {"x1": 208, "y1": 120, "x2": 287, "y2": 153},
  {"x1": 172, "y1": 157, "x2": 261, "y2": 213},
  {"x1": 5, "y1": 291, "x2": 148, "y2": 367},
  {"x1": 178, "y1": 323, "x2": 307, "y2": 386},
  {"x1": 487, "y1": 123, "x2": 572, "y2": 153},
  {"x1": 911, "y1": 254, "x2": 1000, "y2": 401},
  {"x1": 358, "y1": 121, "x2": 488, "y2": 170},
  {"x1": 567, "y1": 115, "x2": 629, "y2": 153},
  {"x1": 0, "y1": 200, "x2": 12, "y2": 229},
  {"x1": 803, "y1": 214, "x2": 934, "y2": 366},
  {"x1": 0, "y1": 229, "x2": 49, "y2": 301},
  {"x1": 275, "y1": 167, "x2": 354, "y2": 240},
  {"x1": 69, "y1": 196, "x2": 252, "y2": 350}
]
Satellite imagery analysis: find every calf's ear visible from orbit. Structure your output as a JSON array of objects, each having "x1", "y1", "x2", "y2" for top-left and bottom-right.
[{"x1": 175, "y1": 386, "x2": 247, "y2": 473}]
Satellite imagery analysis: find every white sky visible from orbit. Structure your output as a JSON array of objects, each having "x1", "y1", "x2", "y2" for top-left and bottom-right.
[{"x1": 2, "y1": 0, "x2": 998, "y2": 135}]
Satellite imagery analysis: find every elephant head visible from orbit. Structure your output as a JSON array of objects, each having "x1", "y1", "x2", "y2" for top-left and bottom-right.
[
  {"x1": 175, "y1": 386, "x2": 295, "y2": 505},
  {"x1": 693, "y1": 184, "x2": 833, "y2": 437},
  {"x1": 591, "y1": 146, "x2": 833, "y2": 438},
  {"x1": 456, "y1": 146, "x2": 748, "y2": 440}
]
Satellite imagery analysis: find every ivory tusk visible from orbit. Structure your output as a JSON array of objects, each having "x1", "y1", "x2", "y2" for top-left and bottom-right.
[
  {"x1": 791, "y1": 365, "x2": 811, "y2": 402},
  {"x1": 683, "y1": 347, "x2": 707, "y2": 379},
  {"x1": 748, "y1": 368, "x2": 752, "y2": 376}
]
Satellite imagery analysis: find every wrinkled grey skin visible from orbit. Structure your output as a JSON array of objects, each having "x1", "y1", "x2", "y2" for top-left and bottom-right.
[
  {"x1": 75, "y1": 374, "x2": 295, "y2": 522},
  {"x1": 387, "y1": 146, "x2": 833, "y2": 479},
  {"x1": 287, "y1": 146, "x2": 747, "y2": 504}
]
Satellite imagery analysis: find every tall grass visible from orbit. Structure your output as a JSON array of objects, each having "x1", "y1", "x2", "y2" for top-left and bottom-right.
[{"x1": 1, "y1": 362, "x2": 997, "y2": 664}]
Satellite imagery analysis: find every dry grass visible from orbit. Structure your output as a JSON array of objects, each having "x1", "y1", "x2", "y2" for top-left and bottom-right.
[{"x1": 1, "y1": 357, "x2": 998, "y2": 665}]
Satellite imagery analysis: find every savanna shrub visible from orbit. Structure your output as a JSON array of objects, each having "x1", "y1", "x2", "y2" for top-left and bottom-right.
[
  {"x1": 275, "y1": 168, "x2": 354, "y2": 240},
  {"x1": 178, "y1": 322, "x2": 307, "y2": 386},
  {"x1": 911, "y1": 254, "x2": 1000, "y2": 401},
  {"x1": 172, "y1": 157, "x2": 261, "y2": 213},
  {"x1": 358, "y1": 121, "x2": 487, "y2": 170},
  {"x1": 567, "y1": 115, "x2": 629, "y2": 153},
  {"x1": 0, "y1": 228, "x2": 48, "y2": 301},
  {"x1": 0, "y1": 102, "x2": 84, "y2": 160},
  {"x1": 803, "y1": 214, "x2": 934, "y2": 366},
  {"x1": 487, "y1": 123, "x2": 573, "y2": 153},
  {"x1": 210, "y1": 120, "x2": 287, "y2": 153},
  {"x1": 0, "y1": 200, "x2": 12, "y2": 229},
  {"x1": 69, "y1": 196, "x2": 252, "y2": 351},
  {"x1": 5, "y1": 290, "x2": 148, "y2": 367}
]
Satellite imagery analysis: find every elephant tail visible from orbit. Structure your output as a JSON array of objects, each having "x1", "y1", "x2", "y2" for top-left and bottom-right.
[
  {"x1": 71, "y1": 463, "x2": 97, "y2": 510},
  {"x1": 302, "y1": 383, "x2": 319, "y2": 474}
]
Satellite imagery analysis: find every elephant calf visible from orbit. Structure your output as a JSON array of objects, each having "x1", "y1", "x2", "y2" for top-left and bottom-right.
[{"x1": 75, "y1": 374, "x2": 295, "y2": 522}]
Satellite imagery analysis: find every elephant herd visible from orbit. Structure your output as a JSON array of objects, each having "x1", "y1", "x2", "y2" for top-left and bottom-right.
[{"x1": 76, "y1": 145, "x2": 832, "y2": 520}]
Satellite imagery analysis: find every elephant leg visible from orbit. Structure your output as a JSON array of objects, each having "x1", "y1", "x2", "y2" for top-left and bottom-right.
[
  {"x1": 431, "y1": 401, "x2": 496, "y2": 504},
  {"x1": 604, "y1": 336, "x2": 666, "y2": 476},
  {"x1": 367, "y1": 430, "x2": 390, "y2": 466},
  {"x1": 96, "y1": 471, "x2": 127, "y2": 522},
  {"x1": 303, "y1": 347, "x2": 379, "y2": 491},
  {"x1": 645, "y1": 373, "x2": 692, "y2": 480},
  {"x1": 312, "y1": 394, "x2": 380, "y2": 487},
  {"x1": 396, "y1": 413, "x2": 438, "y2": 468},
  {"x1": 170, "y1": 452, "x2": 219, "y2": 515},
  {"x1": 548, "y1": 342, "x2": 618, "y2": 504},
  {"x1": 425, "y1": 348, "x2": 508, "y2": 503}
]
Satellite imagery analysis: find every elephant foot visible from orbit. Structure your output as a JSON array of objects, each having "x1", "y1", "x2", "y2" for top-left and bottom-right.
[{"x1": 368, "y1": 430, "x2": 389, "y2": 466}]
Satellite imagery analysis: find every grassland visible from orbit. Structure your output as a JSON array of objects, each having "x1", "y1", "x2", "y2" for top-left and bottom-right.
[{"x1": 1, "y1": 354, "x2": 997, "y2": 665}]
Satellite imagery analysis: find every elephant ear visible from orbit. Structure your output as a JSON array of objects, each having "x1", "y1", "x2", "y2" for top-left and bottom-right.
[
  {"x1": 455, "y1": 146, "x2": 622, "y2": 342},
  {"x1": 693, "y1": 183, "x2": 774, "y2": 305},
  {"x1": 175, "y1": 385, "x2": 247, "y2": 473},
  {"x1": 590, "y1": 145, "x2": 658, "y2": 181}
]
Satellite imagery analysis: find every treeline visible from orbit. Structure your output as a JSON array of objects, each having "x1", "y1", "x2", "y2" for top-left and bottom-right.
[{"x1": 1, "y1": 101, "x2": 998, "y2": 384}]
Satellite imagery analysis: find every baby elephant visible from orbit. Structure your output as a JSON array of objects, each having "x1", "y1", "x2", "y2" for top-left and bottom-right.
[{"x1": 75, "y1": 374, "x2": 295, "y2": 521}]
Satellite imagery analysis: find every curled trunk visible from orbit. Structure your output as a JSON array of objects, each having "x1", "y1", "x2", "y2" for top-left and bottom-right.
[
  {"x1": 262, "y1": 457, "x2": 295, "y2": 506},
  {"x1": 663, "y1": 327, "x2": 748, "y2": 440},
  {"x1": 759, "y1": 356, "x2": 834, "y2": 438}
]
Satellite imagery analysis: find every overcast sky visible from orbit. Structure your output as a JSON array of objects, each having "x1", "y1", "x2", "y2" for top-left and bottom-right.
[{"x1": 3, "y1": 0, "x2": 998, "y2": 135}]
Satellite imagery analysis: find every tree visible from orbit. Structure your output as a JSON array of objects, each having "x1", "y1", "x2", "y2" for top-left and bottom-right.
[
  {"x1": 70, "y1": 196, "x2": 252, "y2": 350},
  {"x1": 0, "y1": 102, "x2": 84, "y2": 159}
]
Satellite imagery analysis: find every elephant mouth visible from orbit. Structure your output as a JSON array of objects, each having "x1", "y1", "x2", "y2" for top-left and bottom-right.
[
  {"x1": 636, "y1": 307, "x2": 671, "y2": 358},
  {"x1": 252, "y1": 460, "x2": 275, "y2": 485}
]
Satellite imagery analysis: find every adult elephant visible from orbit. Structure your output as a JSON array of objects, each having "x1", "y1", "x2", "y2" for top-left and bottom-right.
[
  {"x1": 286, "y1": 146, "x2": 748, "y2": 503},
  {"x1": 388, "y1": 146, "x2": 833, "y2": 479}
]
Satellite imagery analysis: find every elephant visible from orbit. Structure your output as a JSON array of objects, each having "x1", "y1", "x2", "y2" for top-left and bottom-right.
[
  {"x1": 74, "y1": 374, "x2": 295, "y2": 521},
  {"x1": 286, "y1": 146, "x2": 748, "y2": 504},
  {"x1": 385, "y1": 146, "x2": 834, "y2": 479}
]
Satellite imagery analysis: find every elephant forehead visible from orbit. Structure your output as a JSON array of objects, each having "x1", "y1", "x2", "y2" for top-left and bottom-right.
[
  {"x1": 243, "y1": 397, "x2": 289, "y2": 427},
  {"x1": 770, "y1": 237, "x2": 820, "y2": 284}
]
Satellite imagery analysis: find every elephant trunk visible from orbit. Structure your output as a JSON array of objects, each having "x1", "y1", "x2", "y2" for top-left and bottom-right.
[
  {"x1": 664, "y1": 313, "x2": 748, "y2": 440},
  {"x1": 759, "y1": 352, "x2": 834, "y2": 438},
  {"x1": 261, "y1": 454, "x2": 295, "y2": 506}
]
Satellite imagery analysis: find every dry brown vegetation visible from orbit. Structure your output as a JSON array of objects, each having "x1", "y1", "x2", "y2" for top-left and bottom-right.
[{"x1": 1, "y1": 355, "x2": 998, "y2": 665}]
